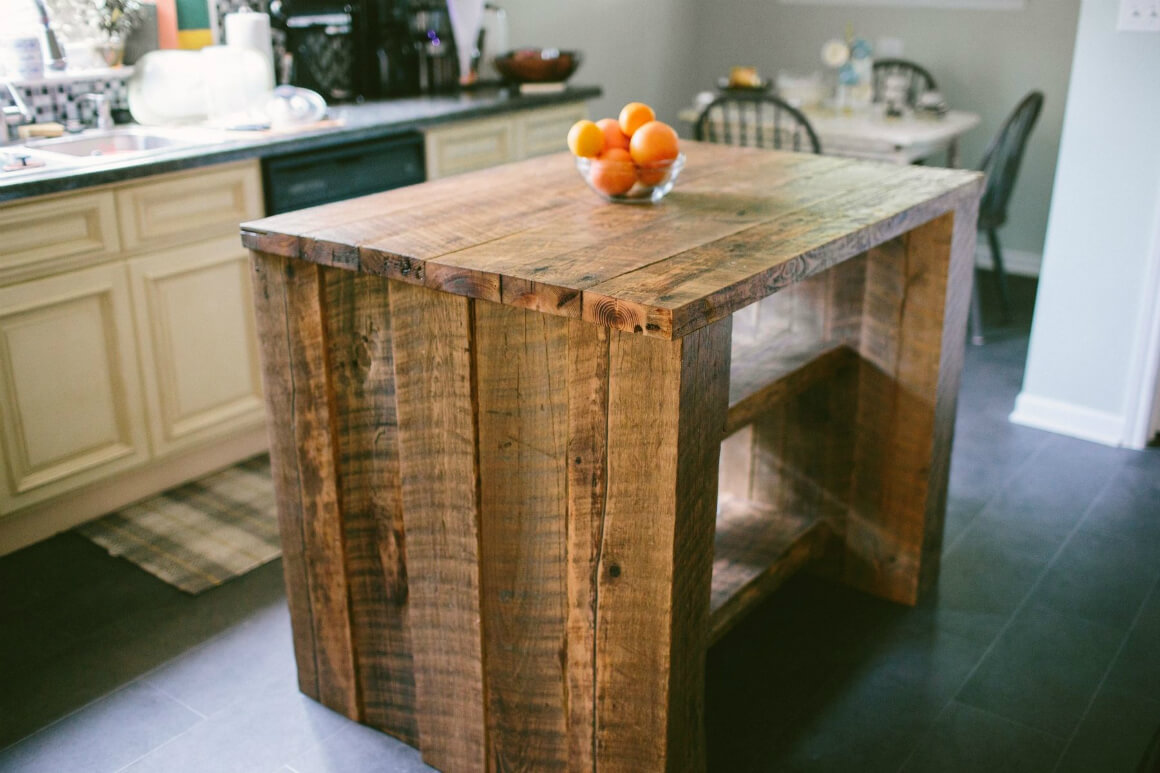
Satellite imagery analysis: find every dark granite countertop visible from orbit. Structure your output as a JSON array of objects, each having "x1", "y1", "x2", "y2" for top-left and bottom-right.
[{"x1": 0, "y1": 85, "x2": 600, "y2": 203}]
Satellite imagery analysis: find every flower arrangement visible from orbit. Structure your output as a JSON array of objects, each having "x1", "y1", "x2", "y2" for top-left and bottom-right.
[
  {"x1": 821, "y1": 30, "x2": 873, "y2": 110},
  {"x1": 46, "y1": 0, "x2": 144, "y2": 66}
]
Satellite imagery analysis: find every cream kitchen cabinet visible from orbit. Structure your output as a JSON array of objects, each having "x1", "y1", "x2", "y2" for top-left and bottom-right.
[
  {"x1": 0, "y1": 263, "x2": 151, "y2": 514},
  {"x1": 0, "y1": 160, "x2": 266, "y2": 553},
  {"x1": 424, "y1": 101, "x2": 588, "y2": 179}
]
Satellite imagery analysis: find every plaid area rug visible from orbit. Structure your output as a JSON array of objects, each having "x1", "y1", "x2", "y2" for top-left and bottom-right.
[{"x1": 76, "y1": 455, "x2": 280, "y2": 594}]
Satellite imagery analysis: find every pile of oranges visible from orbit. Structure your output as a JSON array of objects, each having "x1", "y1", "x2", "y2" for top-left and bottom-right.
[{"x1": 567, "y1": 102, "x2": 680, "y2": 196}]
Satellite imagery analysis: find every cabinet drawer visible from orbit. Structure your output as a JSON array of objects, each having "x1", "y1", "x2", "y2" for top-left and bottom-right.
[
  {"x1": 116, "y1": 161, "x2": 263, "y2": 253},
  {"x1": 516, "y1": 102, "x2": 588, "y2": 159},
  {"x1": 0, "y1": 191, "x2": 120, "y2": 285},
  {"x1": 0, "y1": 263, "x2": 150, "y2": 514},
  {"x1": 425, "y1": 116, "x2": 515, "y2": 180}
]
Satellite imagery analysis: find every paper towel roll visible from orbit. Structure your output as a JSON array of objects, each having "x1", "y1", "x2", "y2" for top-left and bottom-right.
[{"x1": 224, "y1": 9, "x2": 274, "y2": 87}]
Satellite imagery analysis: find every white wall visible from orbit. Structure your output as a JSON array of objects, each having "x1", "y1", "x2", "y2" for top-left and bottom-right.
[
  {"x1": 499, "y1": 0, "x2": 699, "y2": 129},
  {"x1": 687, "y1": 0, "x2": 1080, "y2": 265},
  {"x1": 1012, "y1": 0, "x2": 1160, "y2": 447}
]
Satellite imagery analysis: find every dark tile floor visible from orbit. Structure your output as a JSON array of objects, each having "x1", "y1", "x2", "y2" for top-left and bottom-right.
[{"x1": 2, "y1": 273, "x2": 1158, "y2": 772}]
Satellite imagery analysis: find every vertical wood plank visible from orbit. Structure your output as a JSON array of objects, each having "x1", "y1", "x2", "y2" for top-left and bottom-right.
[
  {"x1": 847, "y1": 209, "x2": 965, "y2": 604},
  {"x1": 595, "y1": 318, "x2": 731, "y2": 773},
  {"x1": 322, "y1": 268, "x2": 418, "y2": 744},
  {"x1": 565, "y1": 319, "x2": 610, "y2": 773},
  {"x1": 473, "y1": 301, "x2": 571, "y2": 770},
  {"x1": 389, "y1": 280, "x2": 487, "y2": 772},
  {"x1": 249, "y1": 251, "x2": 359, "y2": 718}
]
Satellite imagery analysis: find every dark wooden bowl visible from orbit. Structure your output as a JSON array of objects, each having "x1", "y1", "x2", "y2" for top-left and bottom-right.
[{"x1": 494, "y1": 49, "x2": 581, "y2": 84}]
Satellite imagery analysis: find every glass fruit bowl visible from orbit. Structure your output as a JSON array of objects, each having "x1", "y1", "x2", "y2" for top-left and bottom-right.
[{"x1": 575, "y1": 152, "x2": 685, "y2": 204}]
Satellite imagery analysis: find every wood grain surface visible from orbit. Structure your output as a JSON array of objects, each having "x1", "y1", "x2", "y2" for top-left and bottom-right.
[
  {"x1": 388, "y1": 281, "x2": 487, "y2": 772},
  {"x1": 249, "y1": 253, "x2": 359, "y2": 719},
  {"x1": 242, "y1": 143, "x2": 982, "y2": 339},
  {"x1": 322, "y1": 268, "x2": 417, "y2": 743},
  {"x1": 248, "y1": 146, "x2": 984, "y2": 773}
]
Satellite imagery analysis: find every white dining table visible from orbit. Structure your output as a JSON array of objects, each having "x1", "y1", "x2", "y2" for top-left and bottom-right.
[{"x1": 678, "y1": 104, "x2": 981, "y2": 167}]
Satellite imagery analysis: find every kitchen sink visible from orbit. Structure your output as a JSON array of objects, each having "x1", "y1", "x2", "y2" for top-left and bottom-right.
[{"x1": 25, "y1": 126, "x2": 222, "y2": 158}]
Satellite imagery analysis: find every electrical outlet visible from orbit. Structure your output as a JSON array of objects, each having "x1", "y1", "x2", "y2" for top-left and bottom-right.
[{"x1": 1118, "y1": 0, "x2": 1160, "y2": 31}]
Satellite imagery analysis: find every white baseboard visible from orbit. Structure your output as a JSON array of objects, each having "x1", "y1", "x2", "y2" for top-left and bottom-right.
[
  {"x1": 976, "y1": 245, "x2": 1041, "y2": 277},
  {"x1": 1010, "y1": 392, "x2": 1126, "y2": 447}
]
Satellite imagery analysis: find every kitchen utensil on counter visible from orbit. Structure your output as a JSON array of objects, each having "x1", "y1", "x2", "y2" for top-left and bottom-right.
[
  {"x1": 202, "y1": 45, "x2": 274, "y2": 128},
  {"x1": 475, "y1": 3, "x2": 508, "y2": 83},
  {"x1": 127, "y1": 50, "x2": 208, "y2": 125},
  {"x1": 446, "y1": 0, "x2": 484, "y2": 85},
  {"x1": 494, "y1": 48, "x2": 581, "y2": 84},
  {"x1": 224, "y1": 8, "x2": 275, "y2": 87},
  {"x1": 264, "y1": 85, "x2": 327, "y2": 129}
]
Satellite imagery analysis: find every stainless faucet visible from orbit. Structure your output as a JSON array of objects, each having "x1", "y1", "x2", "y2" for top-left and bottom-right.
[
  {"x1": 2, "y1": 82, "x2": 36, "y2": 145},
  {"x1": 82, "y1": 94, "x2": 114, "y2": 131}
]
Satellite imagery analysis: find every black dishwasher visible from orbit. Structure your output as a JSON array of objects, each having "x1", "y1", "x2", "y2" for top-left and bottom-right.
[{"x1": 262, "y1": 131, "x2": 425, "y2": 215}]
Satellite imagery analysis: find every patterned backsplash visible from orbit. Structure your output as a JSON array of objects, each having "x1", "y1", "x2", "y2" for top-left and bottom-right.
[{"x1": 0, "y1": 69, "x2": 132, "y2": 126}]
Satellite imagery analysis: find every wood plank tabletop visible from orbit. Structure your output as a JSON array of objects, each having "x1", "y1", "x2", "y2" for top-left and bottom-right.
[{"x1": 242, "y1": 141, "x2": 982, "y2": 339}]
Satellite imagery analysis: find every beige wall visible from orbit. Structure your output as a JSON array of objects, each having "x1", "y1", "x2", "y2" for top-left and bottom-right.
[
  {"x1": 688, "y1": 1, "x2": 1081, "y2": 258},
  {"x1": 500, "y1": 0, "x2": 700, "y2": 134}
]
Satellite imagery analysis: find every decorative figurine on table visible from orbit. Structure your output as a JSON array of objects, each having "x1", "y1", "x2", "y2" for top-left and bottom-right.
[{"x1": 821, "y1": 29, "x2": 873, "y2": 113}]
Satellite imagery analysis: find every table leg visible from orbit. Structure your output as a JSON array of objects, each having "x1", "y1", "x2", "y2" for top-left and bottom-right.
[{"x1": 249, "y1": 255, "x2": 417, "y2": 739}]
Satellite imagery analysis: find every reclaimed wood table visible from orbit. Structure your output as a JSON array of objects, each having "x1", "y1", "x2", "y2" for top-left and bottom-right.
[{"x1": 242, "y1": 142, "x2": 982, "y2": 773}]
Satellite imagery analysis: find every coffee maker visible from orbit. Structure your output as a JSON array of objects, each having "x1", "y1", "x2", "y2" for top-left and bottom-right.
[
  {"x1": 271, "y1": 0, "x2": 478, "y2": 100},
  {"x1": 408, "y1": 1, "x2": 458, "y2": 93}
]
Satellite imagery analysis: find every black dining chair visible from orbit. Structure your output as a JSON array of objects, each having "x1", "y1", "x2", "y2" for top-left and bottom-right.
[
  {"x1": 977, "y1": 90, "x2": 1044, "y2": 322},
  {"x1": 694, "y1": 93, "x2": 821, "y2": 154},
  {"x1": 872, "y1": 59, "x2": 938, "y2": 106}
]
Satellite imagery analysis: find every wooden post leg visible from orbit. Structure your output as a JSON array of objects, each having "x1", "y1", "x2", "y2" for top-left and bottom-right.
[
  {"x1": 250, "y1": 253, "x2": 417, "y2": 740},
  {"x1": 846, "y1": 196, "x2": 978, "y2": 604},
  {"x1": 248, "y1": 253, "x2": 359, "y2": 718},
  {"x1": 593, "y1": 318, "x2": 731, "y2": 772}
]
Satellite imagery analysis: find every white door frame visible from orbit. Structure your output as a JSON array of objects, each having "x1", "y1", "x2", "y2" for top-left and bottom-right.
[{"x1": 1124, "y1": 179, "x2": 1160, "y2": 449}]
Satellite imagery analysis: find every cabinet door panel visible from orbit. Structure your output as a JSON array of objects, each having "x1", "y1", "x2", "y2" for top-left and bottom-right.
[
  {"x1": 425, "y1": 116, "x2": 515, "y2": 179},
  {"x1": 0, "y1": 264, "x2": 149, "y2": 513},
  {"x1": 129, "y1": 236, "x2": 265, "y2": 456},
  {"x1": 516, "y1": 102, "x2": 588, "y2": 159},
  {"x1": 0, "y1": 191, "x2": 120, "y2": 284},
  {"x1": 116, "y1": 161, "x2": 262, "y2": 253}
]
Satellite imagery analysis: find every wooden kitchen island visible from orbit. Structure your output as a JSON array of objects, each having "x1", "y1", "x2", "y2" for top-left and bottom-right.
[{"x1": 241, "y1": 142, "x2": 982, "y2": 773}]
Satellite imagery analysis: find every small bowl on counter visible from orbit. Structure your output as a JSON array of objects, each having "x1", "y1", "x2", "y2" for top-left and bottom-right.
[
  {"x1": 495, "y1": 48, "x2": 581, "y2": 84},
  {"x1": 575, "y1": 152, "x2": 685, "y2": 204}
]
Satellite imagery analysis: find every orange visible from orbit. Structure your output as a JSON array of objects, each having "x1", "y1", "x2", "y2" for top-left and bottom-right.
[
  {"x1": 637, "y1": 162, "x2": 670, "y2": 187},
  {"x1": 589, "y1": 148, "x2": 636, "y2": 196},
  {"x1": 629, "y1": 121, "x2": 679, "y2": 166},
  {"x1": 596, "y1": 117, "x2": 630, "y2": 152},
  {"x1": 567, "y1": 120, "x2": 604, "y2": 158},
  {"x1": 618, "y1": 102, "x2": 655, "y2": 137}
]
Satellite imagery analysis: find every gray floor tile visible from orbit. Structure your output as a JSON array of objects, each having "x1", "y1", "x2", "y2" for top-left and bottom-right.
[
  {"x1": 1056, "y1": 689, "x2": 1160, "y2": 773},
  {"x1": 144, "y1": 602, "x2": 295, "y2": 716},
  {"x1": 1026, "y1": 529, "x2": 1160, "y2": 630},
  {"x1": 118, "y1": 679, "x2": 348, "y2": 773},
  {"x1": 932, "y1": 518, "x2": 1062, "y2": 644},
  {"x1": 1102, "y1": 581, "x2": 1160, "y2": 701},
  {"x1": 284, "y1": 722, "x2": 433, "y2": 773},
  {"x1": 0, "y1": 560, "x2": 286, "y2": 747},
  {"x1": 956, "y1": 604, "x2": 1125, "y2": 737},
  {"x1": 1080, "y1": 463, "x2": 1160, "y2": 544},
  {"x1": 901, "y1": 701, "x2": 1064, "y2": 773},
  {"x1": 972, "y1": 434, "x2": 1129, "y2": 539},
  {"x1": 0, "y1": 682, "x2": 201, "y2": 773}
]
